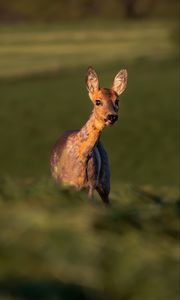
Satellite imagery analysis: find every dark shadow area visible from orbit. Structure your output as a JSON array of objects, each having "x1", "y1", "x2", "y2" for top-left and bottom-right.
[{"x1": 0, "y1": 279, "x2": 104, "y2": 300}]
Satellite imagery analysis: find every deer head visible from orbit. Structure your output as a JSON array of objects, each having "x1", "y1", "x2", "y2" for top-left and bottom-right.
[{"x1": 86, "y1": 67, "x2": 128, "y2": 126}]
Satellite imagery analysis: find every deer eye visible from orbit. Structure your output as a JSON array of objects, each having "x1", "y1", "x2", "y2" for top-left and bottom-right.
[
  {"x1": 115, "y1": 99, "x2": 119, "y2": 106},
  {"x1": 96, "y1": 99, "x2": 102, "y2": 106}
]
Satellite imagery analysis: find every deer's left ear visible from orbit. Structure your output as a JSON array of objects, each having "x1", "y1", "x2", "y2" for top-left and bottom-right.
[
  {"x1": 86, "y1": 66, "x2": 99, "y2": 94},
  {"x1": 112, "y1": 69, "x2": 128, "y2": 96}
]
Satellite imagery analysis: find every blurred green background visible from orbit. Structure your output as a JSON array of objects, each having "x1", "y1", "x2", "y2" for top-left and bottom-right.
[{"x1": 0, "y1": 1, "x2": 179, "y2": 300}]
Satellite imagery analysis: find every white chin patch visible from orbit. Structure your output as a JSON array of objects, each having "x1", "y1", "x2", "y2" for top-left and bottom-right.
[{"x1": 105, "y1": 120, "x2": 112, "y2": 126}]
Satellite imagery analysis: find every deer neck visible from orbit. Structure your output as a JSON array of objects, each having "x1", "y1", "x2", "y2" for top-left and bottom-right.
[{"x1": 77, "y1": 110, "x2": 105, "y2": 159}]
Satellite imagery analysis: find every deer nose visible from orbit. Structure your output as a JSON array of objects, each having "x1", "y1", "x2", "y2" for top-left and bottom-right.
[{"x1": 107, "y1": 114, "x2": 118, "y2": 123}]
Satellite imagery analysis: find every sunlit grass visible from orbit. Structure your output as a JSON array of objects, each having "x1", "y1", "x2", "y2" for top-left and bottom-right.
[{"x1": 0, "y1": 20, "x2": 176, "y2": 78}]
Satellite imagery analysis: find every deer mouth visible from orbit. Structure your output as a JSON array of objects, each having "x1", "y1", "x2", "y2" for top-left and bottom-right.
[
  {"x1": 104, "y1": 120, "x2": 111, "y2": 126},
  {"x1": 104, "y1": 115, "x2": 118, "y2": 126}
]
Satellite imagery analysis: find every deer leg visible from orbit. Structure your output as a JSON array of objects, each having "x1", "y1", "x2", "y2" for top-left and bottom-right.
[
  {"x1": 96, "y1": 187, "x2": 110, "y2": 206},
  {"x1": 88, "y1": 186, "x2": 94, "y2": 199}
]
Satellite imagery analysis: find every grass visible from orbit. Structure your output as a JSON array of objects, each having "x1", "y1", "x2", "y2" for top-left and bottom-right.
[
  {"x1": 0, "y1": 177, "x2": 179, "y2": 300},
  {"x1": 0, "y1": 19, "x2": 179, "y2": 300},
  {"x1": 0, "y1": 20, "x2": 176, "y2": 78},
  {"x1": 0, "y1": 20, "x2": 178, "y2": 185},
  {"x1": 0, "y1": 58, "x2": 179, "y2": 185}
]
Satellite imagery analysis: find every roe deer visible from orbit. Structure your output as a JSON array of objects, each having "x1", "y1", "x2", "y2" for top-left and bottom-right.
[{"x1": 50, "y1": 67, "x2": 128, "y2": 204}]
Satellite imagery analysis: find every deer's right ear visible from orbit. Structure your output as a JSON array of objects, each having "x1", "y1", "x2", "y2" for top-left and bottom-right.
[
  {"x1": 112, "y1": 69, "x2": 128, "y2": 96},
  {"x1": 86, "y1": 67, "x2": 99, "y2": 94}
]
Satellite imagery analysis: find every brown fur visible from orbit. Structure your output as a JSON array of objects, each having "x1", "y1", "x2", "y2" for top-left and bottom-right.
[{"x1": 50, "y1": 67, "x2": 128, "y2": 204}]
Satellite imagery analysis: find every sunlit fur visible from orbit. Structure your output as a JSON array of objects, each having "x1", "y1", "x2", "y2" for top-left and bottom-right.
[{"x1": 50, "y1": 67, "x2": 128, "y2": 204}]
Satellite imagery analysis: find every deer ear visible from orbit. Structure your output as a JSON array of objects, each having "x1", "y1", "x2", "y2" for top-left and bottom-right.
[
  {"x1": 112, "y1": 69, "x2": 128, "y2": 96},
  {"x1": 86, "y1": 66, "x2": 99, "y2": 94}
]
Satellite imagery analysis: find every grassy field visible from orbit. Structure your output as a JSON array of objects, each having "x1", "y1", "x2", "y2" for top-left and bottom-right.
[
  {"x1": 0, "y1": 20, "x2": 179, "y2": 300},
  {"x1": 0, "y1": 177, "x2": 179, "y2": 300},
  {"x1": 0, "y1": 20, "x2": 179, "y2": 185},
  {"x1": 0, "y1": 20, "x2": 176, "y2": 78}
]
